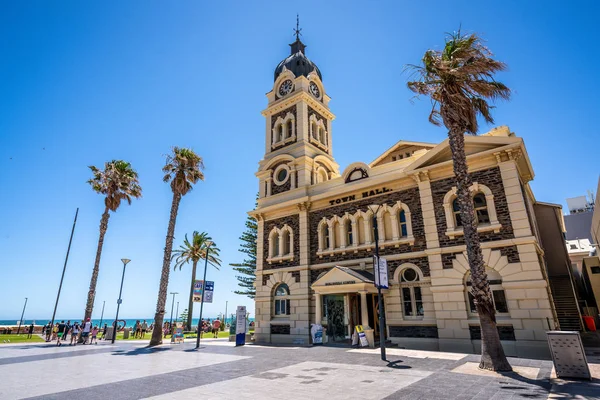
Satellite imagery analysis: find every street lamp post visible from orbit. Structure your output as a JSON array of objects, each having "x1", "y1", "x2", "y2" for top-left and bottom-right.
[
  {"x1": 368, "y1": 204, "x2": 386, "y2": 361},
  {"x1": 225, "y1": 301, "x2": 228, "y2": 325},
  {"x1": 98, "y1": 300, "x2": 106, "y2": 330},
  {"x1": 16, "y1": 298, "x2": 28, "y2": 335},
  {"x1": 169, "y1": 292, "x2": 178, "y2": 336},
  {"x1": 195, "y1": 241, "x2": 213, "y2": 349},
  {"x1": 112, "y1": 258, "x2": 131, "y2": 344}
]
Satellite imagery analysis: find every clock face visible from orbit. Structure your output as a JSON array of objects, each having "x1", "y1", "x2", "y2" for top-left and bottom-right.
[
  {"x1": 278, "y1": 80, "x2": 293, "y2": 97},
  {"x1": 309, "y1": 82, "x2": 321, "y2": 98}
]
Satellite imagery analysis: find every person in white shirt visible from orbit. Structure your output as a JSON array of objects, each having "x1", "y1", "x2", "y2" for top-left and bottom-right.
[{"x1": 81, "y1": 318, "x2": 92, "y2": 344}]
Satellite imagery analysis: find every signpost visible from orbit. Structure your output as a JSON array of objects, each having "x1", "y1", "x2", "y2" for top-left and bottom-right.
[
  {"x1": 374, "y1": 256, "x2": 389, "y2": 289},
  {"x1": 203, "y1": 281, "x2": 214, "y2": 303},
  {"x1": 193, "y1": 280, "x2": 203, "y2": 302},
  {"x1": 235, "y1": 306, "x2": 247, "y2": 346}
]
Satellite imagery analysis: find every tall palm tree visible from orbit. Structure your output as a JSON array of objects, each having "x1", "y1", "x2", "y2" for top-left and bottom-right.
[
  {"x1": 407, "y1": 31, "x2": 512, "y2": 371},
  {"x1": 149, "y1": 147, "x2": 204, "y2": 346},
  {"x1": 85, "y1": 160, "x2": 142, "y2": 321},
  {"x1": 172, "y1": 231, "x2": 222, "y2": 331}
]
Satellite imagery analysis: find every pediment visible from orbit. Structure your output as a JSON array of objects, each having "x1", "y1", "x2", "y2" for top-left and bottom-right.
[
  {"x1": 405, "y1": 135, "x2": 521, "y2": 172},
  {"x1": 370, "y1": 140, "x2": 435, "y2": 168},
  {"x1": 312, "y1": 266, "x2": 374, "y2": 287}
]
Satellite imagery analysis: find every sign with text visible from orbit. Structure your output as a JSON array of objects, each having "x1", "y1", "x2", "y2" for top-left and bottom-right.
[
  {"x1": 374, "y1": 256, "x2": 389, "y2": 289},
  {"x1": 235, "y1": 306, "x2": 247, "y2": 347},
  {"x1": 203, "y1": 281, "x2": 214, "y2": 303},
  {"x1": 192, "y1": 280, "x2": 204, "y2": 302}
]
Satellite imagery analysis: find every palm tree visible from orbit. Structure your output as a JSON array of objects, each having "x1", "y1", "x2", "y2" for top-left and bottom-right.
[
  {"x1": 172, "y1": 231, "x2": 222, "y2": 331},
  {"x1": 85, "y1": 160, "x2": 142, "y2": 321},
  {"x1": 149, "y1": 147, "x2": 204, "y2": 346},
  {"x1": 407, "y1": 31, "x2": 512, "y2": 371}
]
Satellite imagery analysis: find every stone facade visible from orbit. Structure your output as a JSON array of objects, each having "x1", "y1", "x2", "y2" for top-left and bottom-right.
[{"x1": 252, "y1": 39, "x2": 558, "y2": 359}]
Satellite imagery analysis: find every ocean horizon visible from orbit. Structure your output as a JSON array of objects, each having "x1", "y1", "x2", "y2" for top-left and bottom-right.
[{"x1": 0, "y1": 317, "x2": 253, "y2": 327}]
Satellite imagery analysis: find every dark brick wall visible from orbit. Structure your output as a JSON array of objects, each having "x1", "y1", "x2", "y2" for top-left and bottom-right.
[
  {"x1": 271, "y1": 324, "x2": 291, "y2": 334},
  {"x1": 469, "y1": 325, "x2": 515, "y2": 341},
  {"x1": 499, "y1": 246, "x2": 520, "y2": 263},
  {"x1": 270, "y1": 161, "x2": 292, "y2": 196},
  {"x1": 442, "y1": 253, "x2": 462, "y2": 269},
  {"x1": 430, "y1": 167, "x2": 514, "y2": 247},
  {"x1": 308, "y1": 187, "x2": 425, "y2": 265},
  {"x1": 263, "y1": 214, "x2": 300, "y2": 270},
  {"x1": 389, "y1": 325, "x2": 439, "y2": 339},
  {"x1": 291, "y1": 271, "x2": 300, "y2": 283},
  {"x1": 388, "y1": 257, "x2": 430, "y2": 278},
  {"x1": 270, "y1": 105, "x2": 297, "y2": 150}
]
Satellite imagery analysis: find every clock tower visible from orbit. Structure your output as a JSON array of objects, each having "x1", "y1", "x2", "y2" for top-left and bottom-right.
[{"x1": 257, "y1": 31, "x2": 340, "y2": 201}]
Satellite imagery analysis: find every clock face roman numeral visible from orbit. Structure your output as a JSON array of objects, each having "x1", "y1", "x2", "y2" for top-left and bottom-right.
[
  {"x1": 279, "y1": 80, "x2": 293, "y2": 96},
  {"x1": 310, "y1": 82, "x2": 320, "y2": 98}
]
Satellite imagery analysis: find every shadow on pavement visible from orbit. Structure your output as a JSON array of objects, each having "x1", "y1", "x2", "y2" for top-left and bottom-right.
[
  {"x1": 386, "y1": 359, "x2": 411, "y2": 369},
  {"x1": 111, "y1": 347, "x2": 170, "y2": 356}
]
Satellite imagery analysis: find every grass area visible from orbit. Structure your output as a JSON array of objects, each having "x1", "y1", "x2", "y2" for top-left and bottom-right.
[
  {"x1": 0, "y1": 334, "x2": 44, "y2": 344},
  {"x1": 184, "y1": 331, "x2": 231, "y2": 339}
]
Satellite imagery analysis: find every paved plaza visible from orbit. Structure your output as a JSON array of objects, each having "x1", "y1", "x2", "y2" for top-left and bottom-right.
[{"x1": 1, "y1": 339, "x2": 599, "y2": 399}]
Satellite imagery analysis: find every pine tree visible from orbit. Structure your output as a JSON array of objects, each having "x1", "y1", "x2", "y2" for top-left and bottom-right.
[{"x1": 230, "y1": 208, "x2": 257, "y2": 299}]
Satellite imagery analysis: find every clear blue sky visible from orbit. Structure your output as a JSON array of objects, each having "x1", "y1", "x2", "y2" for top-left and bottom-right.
[{"x1": 1, "y1": 1, "x2": 598, "y2": 321}]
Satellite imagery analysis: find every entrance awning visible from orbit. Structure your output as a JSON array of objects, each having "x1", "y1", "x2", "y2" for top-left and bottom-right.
[{"x1": 311, "y1": 266, "x2": 381, "y2": 294}]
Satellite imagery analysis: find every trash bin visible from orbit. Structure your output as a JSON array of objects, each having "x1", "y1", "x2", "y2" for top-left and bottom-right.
[
  {"x1": 582, "y1": 316, "x2": 596, "y2": 331},
  {"x1": 123, "y1": 329, "x2": 130, "y2": 339}
]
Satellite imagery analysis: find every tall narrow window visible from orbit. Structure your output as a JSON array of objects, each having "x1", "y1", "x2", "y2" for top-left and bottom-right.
[
  {"x1": 399, "y1": 268, "x2": 424, "y2": 318},
  {"x1": 274, "y1": 284, "x2": 290, "y2": 316},
  {"x1": 399, "y1": 210, "x2": 408, "y2": 237},
  {"x1": 473, "y1": 193, "x2": 490, "y2": 225},
  {"x1": 286, "y1": 120, "x2": 293, "y2": 139},
  {"x1": 324, "y1": 226, "x2": 330, "y2": 249},
  {"x1": 282, "y1": 230, "x2": 290, "y2": 255},
  {"x1": 346, "y1": 220, "x2": 353, "y2": 246},
  {"x1": 466, "y1": 270, "x2": 509, "y2": 315},
  {"x1": 279, "y1": 124, "x2": 284, "y2": 142},
  {"x1": 273, "y1": 232, "x2": 280, "y2": 257},
  {"x1": 453, "y1": 198, "x2": 462, "y2": 227}
]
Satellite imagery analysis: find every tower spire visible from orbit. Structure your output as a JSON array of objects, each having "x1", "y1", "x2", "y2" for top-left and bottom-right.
[
  {"x1": 293, "y1": 14, "x2": 302, "y2": 41},
  {"x1": 290, "y1": 14, "x2": 306, "y2": 54}
]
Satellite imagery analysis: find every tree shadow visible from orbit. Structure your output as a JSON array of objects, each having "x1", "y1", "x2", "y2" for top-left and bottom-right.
[
  {"x1": 111, "y1": 347, "x2": 170, "y2": 356},
  {"x1": 386, "y1": 359, "x2": 412, "y2": 369}
]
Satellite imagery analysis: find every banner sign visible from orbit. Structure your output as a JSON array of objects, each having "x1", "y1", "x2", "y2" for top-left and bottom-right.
[
  {"x1": 203, "y1": 281, "x2": 214, "y2": 303},
  {"x1": 374, "y1": 256, "x2": 389, "y2": 289},
  {"x1": 355, "y1": 325, "x2": 369, "y2": 347},
  {"x1": 235, "y1": 306, "x2": 247, "y2": 346},
  {"x1": 192, "y1": 280, "x2": 204, "y2": 302}
]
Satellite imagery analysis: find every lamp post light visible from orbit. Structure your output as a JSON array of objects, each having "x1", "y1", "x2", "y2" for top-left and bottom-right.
[
  {"x1": 225, "y1": 301, "x2": 228, "y2": 325},
  {"x1": 169, "y1": 292, "x2": 178, "y2": 336},
  {"x1": 175, "y1": 301, "x2": 179, "y2": 324},
  {"x1": 98, "y1": 300, "x2": 106, "y2": 331},
  {"x1": 16, "y1": 298, "x2": 28, "y2": 335},
  {"x1": 195, "y1": 241, "x2": 213, "y2": 349},
  {"x1": 112, "y1": 258, "x2": 131, "y2": 344},
  {"x1": 367, "y1": 204, "x2": 386, "y2": 361}
]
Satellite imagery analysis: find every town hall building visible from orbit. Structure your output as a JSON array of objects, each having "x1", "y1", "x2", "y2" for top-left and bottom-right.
[{"x1": 250, "y1": 34, "x2": 568, "y2": 359}]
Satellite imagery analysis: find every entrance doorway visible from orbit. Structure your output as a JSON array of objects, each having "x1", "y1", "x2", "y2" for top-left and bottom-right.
[{"x1": 324, "y1": 295, "x2": 345, "y2": 342}]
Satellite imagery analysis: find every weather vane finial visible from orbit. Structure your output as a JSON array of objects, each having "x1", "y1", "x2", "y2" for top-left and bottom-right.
[{"x1": 294, "y1": 14, "x2": 302, "y2": 41}]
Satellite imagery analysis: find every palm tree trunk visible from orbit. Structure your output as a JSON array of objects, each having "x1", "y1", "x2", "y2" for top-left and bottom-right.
[
  {"x1": 186, "y1": 260, "x2": 198, "y2": 332},
  {"x1": 447, "y1": 127, "x2": 512, "y2": 372},
  {"x1": 84, "y1": 207, "x2": 110, "y2": 321},
  {"x1": 149, "y1": 191, "x2": 182, "y2": 346}
]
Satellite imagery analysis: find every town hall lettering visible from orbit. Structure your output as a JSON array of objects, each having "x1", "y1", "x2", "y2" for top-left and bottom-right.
[{"x1": 329, "y1": 187, "x2": 393, "y2": 205}]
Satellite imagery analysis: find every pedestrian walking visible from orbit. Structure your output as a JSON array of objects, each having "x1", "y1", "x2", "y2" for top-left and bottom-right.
[
  {"x1": 28, "y1": 323, "x2": 34, "y2": 339},
  {"x1": 212, "y1": 319, "x2": 221, "y2": 338},
  {"x1": 56, "y1": 320, "x2": 66, "y2": 346},
  {"x1": 81, "y1": 318, "x2": 92, "y2": 344},
  {"x1": 141, "y1": 320, "x2": 148, "y2": 338},
  {"x1": 91, "y1": 325, "x2": 99, "y2": 344},
  {"x1": 70, "y1": 322, "x2": 80, "y2": 346}
]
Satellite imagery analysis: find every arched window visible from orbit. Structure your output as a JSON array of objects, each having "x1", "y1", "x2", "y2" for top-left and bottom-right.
[
  {"x1": 286, "y1": 120, "x2": 293, "y2": 140},
  {"x1": 274, "y1": 284, "x2": 290, "y2": 316},
  {"x1": 332, "y1": 220, "x2": 341, "y2": 249},
  {"x1": 356, "y1": 215, "x2": 366, "y2": 245},
  {"x1": 317, "y1": 168, "x2": 328, "y2": 183},
  {"x1": 383, "y1": 210, "x2": 393, "y2": 241},
  {"x1": 452, "y1": 198, "x2": 462, "y2": 227},
  {"x1": 282, "y1": 229, "x2": 291, "y2": 255},
  {"x1": 465, "y1": 269, "x2": 508, "y2": 316},
  {"x1": 312, "y1": 121, "x2": 318, "y2": 139},
  {"x1": 345, "y1": 220, "x2": 353, "y2": 246},
  {"x1": 399, "y1": 268, "x2": 424, "y2": 318},
  {"x1": 279, "y1": 124, "x2": 284, "y2": 141},
  {"x1": 324, "y1": 224, "x2": 330, "y2": 249},
  {"x1": 269, "y1": 230, "x2": 280, "y2": 259},
  {"x1": 473, "y1": 193, "x2": 490, "y2": 225},
  {"x1": 399, "y1": 210, "x2": 408, "y2": 237}
]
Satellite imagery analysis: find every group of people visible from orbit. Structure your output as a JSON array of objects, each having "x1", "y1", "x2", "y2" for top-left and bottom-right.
[
  {"x1": 43, "y1": 318, "x2": 100, "y2": 346},
  {"x1": 132, "y1": 320, "x2": 149, "y2": 338},
  {"x1": 200, "y1": 318, "x2": 221, "y2": 338}
]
